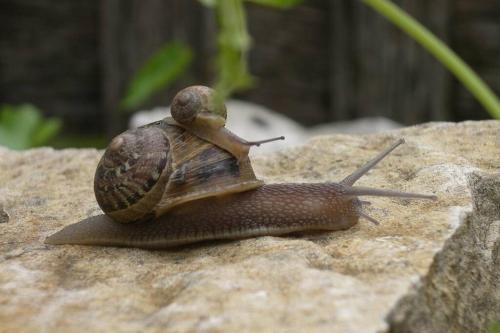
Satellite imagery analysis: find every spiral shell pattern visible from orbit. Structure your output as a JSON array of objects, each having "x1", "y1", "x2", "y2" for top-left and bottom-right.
[
  {"x1": 94, "y1": 126, "x2": 170, "y2": 223},
  {"x1": 171, "y1": 86, "x2": 226, "y2": 124}
]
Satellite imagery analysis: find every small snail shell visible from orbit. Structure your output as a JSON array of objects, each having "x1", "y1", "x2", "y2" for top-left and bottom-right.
[{"x1": 171, "y1": 85, "x2": 226, "y2": 126}]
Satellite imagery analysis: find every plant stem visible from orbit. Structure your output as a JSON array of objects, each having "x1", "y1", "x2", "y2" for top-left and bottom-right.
[
  {"x1": 214, "y1": 0, "x2": 253, "y2": 105},
  {"x1": 362, "y1": 0, "x2": 500, "y2": 119}
]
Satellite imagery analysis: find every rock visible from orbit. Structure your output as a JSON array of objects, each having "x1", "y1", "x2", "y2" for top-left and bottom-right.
[
  {"x1": 0, "y1": 205, "x2": 8, "y2": 223},
  {"x1": 388, "y1": 172, "x2": 500, "y2": 333},
  {"x1": 0, "y1": 121, "x2": 498, "y2": 333}
]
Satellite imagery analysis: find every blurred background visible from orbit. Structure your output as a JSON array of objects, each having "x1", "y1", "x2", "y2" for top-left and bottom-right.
[{"x1": 0, "y1": 0, "x2": 499, "y2": 150}]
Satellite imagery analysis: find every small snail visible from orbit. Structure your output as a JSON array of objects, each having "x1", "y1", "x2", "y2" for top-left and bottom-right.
[
  {"x1": 166, "y1": 85, "x2": 284, "y2": 162},
  {"x1": 45, "y1": 86, "x2": 436, "y2": 249}
]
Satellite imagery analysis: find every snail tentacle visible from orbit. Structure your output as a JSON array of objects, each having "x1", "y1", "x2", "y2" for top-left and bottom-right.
[{"x1": 341, "y1": 138, "x2": 405, "y2": 186}]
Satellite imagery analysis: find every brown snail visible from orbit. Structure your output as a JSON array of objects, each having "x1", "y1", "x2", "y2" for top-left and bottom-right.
[
  {"x1": 166, "y1": 85, "x2": 284, "y2": 162},
  {"x1": 45, "y1": 86, "x2": 436, "y2": 249},
  {"x1": 94, "y1": 86, "x2": 284, "y2": 224}
]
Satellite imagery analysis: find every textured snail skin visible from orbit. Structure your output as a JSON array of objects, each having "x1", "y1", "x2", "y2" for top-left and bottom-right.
[{"x1": 45, "y1": 183, "x2": 361, "y2": 248}]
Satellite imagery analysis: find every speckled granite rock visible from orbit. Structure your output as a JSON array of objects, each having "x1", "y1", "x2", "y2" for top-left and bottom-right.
[{"x1": 0, "y1": 121, "x2": 498, "y2": 333}]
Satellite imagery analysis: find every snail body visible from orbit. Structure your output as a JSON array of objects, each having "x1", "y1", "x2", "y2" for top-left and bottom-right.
[
  {"x1": 45, "y1": 86, "x2": 436, "y2": 249},
  {"x1": 45, "y1": 183, "x2": 361, "y2": 248}
]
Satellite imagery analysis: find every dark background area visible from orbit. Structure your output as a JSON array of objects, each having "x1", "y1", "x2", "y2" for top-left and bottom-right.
[{"x1": 0, "y1": 0, "x2": 498, "y2": 137}]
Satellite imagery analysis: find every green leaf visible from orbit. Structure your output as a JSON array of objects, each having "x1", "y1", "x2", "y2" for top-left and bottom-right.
[
  {"x1": 0, "y1": 104, "x2": 40, "y2": 149},
  {"x1": 31, "y1": 117, "x2": 62, "y2": 147},
  {"x1": 246, "y1": 0, "x2": 302, "y2": 8},
  {"x1": 0, "y1": 104, "x2": 62, "y2": 150},
  {"x1": 120, "y1": 42, "x2": 193, "y2": 111},
  {"x1": 212, "y1": 0, "x2": 254, "y2": 104}
]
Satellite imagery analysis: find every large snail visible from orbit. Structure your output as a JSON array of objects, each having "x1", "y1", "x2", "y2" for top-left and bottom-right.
[{"x1": 45, "y1": 86, "x2": 436, "y2": 249}]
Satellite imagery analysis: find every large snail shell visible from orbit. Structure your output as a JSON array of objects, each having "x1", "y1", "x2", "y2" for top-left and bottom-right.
[
  {"x1": 94, "y1": 125, "x2": 171, "y2": 223},
  {"x1": 94, "y1": 121, "x2": 263, "y2": 223}
]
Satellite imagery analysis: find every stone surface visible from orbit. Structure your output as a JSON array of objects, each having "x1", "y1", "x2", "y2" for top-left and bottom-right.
[
  {"x1": 0, "y1": 121, "x2": 498, "y2": 333},
  {"x1": 0, "y1": 205, "x2": 8, "y2": 224},
  {"x1": 388, "y1": 172, "x2": 500, "y2": 333}
]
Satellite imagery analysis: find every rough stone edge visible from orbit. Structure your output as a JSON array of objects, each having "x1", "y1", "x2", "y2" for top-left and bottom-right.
[
  {"x1": 0, "y1": 204, "x2": 8, "y2": 224},
  {"x1": 387, "y1": 172, "x2": 500, "y2": 333}
]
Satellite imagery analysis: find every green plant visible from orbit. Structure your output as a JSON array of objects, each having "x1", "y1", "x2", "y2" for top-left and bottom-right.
[
  {"x1": 121, "y1": 0, "x2": 500, "y2": 119},
  {"x1": 120, "y1": 0, "x2": 301, "y2": 111},
  {"x1": 203, "y1": 0, "x2": 253, "y2": 105},
  {"x1": 490, "y1": 321, "x2": 500, "y2": 333},
  {"x1": 199, "y1": 0, "x2": 303, "y2": 105},
  {"x1": 0, "y1": 104, "x2": 62, "y2": 150},
  {"x1": 121, "y1": 42, "x2": 192, "y2": 111}
]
